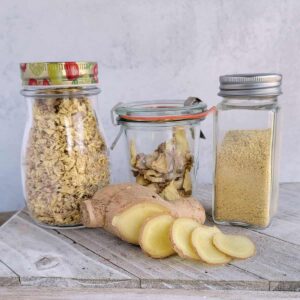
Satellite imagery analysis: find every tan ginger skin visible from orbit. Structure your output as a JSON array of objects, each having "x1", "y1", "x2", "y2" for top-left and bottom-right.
[{"x1": 81, "y1": 183, "x2": 206, "y2": 239}]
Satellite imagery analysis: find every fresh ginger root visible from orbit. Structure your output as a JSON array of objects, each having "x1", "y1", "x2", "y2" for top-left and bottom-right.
[
  {"x1": 81, "y1": 183, "x2": 205, "y2": 245},
  {"x1": 81, "y1": 183, "x2": 255, "y2": 265},
  {"x1": 139, "y1": 214, "x2": 175, "y2": 258}
]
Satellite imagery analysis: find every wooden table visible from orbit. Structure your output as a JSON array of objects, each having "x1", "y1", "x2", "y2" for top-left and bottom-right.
[{"x1": 0, "y1": 184, "x2": 300, "y2": 299}]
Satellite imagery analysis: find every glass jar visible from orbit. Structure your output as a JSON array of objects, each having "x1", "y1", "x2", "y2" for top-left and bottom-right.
[
  {"x1": 213, "y1": 73, "x2": 282, "y2": 228},
  {"x1": 20, "y1": 62, "x2": 110, "y2": 228},
  {"x1": 111, "y1": 99, "x2": 215, "y2": 201}
]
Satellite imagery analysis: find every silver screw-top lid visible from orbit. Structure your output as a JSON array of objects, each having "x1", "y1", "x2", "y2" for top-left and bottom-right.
[{"x1": 219, "y1": 73, "x2": 282, "y2": 97}]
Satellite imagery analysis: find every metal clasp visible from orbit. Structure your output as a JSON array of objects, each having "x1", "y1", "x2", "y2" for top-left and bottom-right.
[
  {"x1": 110, "y1": 102, "x2": 124, "y2": 150},
  {"x1": 110, "y1": 127, "x2": 124, "y2": 151},
  {"x1": 110, "y1": 102, "x2": 123, "y2": 126}
]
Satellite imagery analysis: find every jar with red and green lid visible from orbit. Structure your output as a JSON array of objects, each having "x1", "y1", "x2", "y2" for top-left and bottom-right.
[
  {"x1": 20, "y1": 61, "x2": 110, "y2": 228},
  {"x1": 111, "y1": 98, "x2": 215, "y2": 201}
]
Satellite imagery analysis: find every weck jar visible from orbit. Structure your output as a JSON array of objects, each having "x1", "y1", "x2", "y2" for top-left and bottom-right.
[
  {"x1": 111, "y1": 99, "x2": 215, "y2": 201},
  {"x1": 213, "y1": 73, "x2": 282, "y2": 228},
  {"x1": 20, "y1": 62, "x2": 110, "y2": 228}
]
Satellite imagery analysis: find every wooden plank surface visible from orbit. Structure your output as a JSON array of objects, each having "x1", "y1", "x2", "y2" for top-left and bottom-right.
[
  {"x1": 255, "y1": 183, "x2": 300, "y2": 246},
  {"x1": 0, "y1": 261, "x2": 19, "y2": 286},
  {"x1": 1, "y1": 287, "x2": 300, "y2": 300},
  {"x1": 58, "y1": 225, "x2": 267, "y2": 290},
  {"x1": 0, "y1": 213, "x2": 138, "y2": 288},
  {"x1": 0, "y1": 184, "x2": 299, "y2": 292},
  {"x1": 0, "y1": 211, "x2": 16, "y2": 226},
  {"x1": 216, "y1": 225, "x2": 300, "y2": 291}
]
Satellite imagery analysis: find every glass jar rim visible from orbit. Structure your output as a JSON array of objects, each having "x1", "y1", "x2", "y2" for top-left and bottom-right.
[
  {"x1": 21, "y1": 85, "x2": 101, "y2": 98},
  {"x1": 118, "y1": 118, "x2": 203, "y2": 128},
  {"x1": 112, "y1": 99, "x2": 213, "y2": 123}
]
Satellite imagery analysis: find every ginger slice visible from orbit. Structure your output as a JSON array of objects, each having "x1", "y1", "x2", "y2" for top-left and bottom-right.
[
  {"x1": 130, "y1": 140, "x2": 137, "y2": 166},
  {"x1": 139, "y1": 214, "x2": 175, "y2": 258},
  {"x1": 174, "y1": 127, "x2": 189, "y2": 155},
  {"x1": 183, "y1": 170, "x2": 192, "y2": 194},
  {"x1": 144, "y1": 170, "x2": 164, "y2": 183},
  {"x1": 112, "y1": 202, "x2": 168, "y2": 245},
  {"x1": 191, "y1": 226, "x2": 231, "y2": 265},
  {"x1": 136, "y1": 175, "x2": 150, "y2": 186},
  {"x1": 213, "y1": 232, "x2": 256, "y2": 259},
  {"x1": 160, "y1": 181, "x2": 181, "y2": 201},
  {"x1": 170, "y1": 217, "x2": 201, "y2": 260},
  {"x1": 151, "y1": 153, "x2": 169, "y2": 174}
]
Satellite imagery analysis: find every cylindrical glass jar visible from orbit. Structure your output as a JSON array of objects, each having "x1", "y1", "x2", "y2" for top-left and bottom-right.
[
  {"x1": 20, "y1": 62, "x2": 110, "y2": 228},
  {"x1": 213, "y1": 73, "x2": 282, "y2": 228},
  {"x1": 111, "y1": 99, "x2": 214, "y2": 200}
]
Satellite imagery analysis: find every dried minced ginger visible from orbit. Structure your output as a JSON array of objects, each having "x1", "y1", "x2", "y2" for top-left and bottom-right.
[
  {"x1": 214, "y1": 129, "x2": 272, "y2": 227},
  {"x1": 25, "y1": 96, "x2": 110, "y2": 226}
]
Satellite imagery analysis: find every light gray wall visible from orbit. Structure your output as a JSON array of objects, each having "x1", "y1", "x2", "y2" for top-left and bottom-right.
[{"x1": 1, "y1": 0, "x2": 300, "y2": 212}]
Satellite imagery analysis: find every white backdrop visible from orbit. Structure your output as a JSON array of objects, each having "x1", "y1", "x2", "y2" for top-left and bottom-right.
[{"x1": 1, "y1": 0, "x2": 300, "y2": 212}]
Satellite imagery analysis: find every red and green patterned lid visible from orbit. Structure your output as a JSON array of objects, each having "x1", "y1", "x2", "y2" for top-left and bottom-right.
[{"x1": 20, "y1": 61, "x2": 99, "y2": 87}]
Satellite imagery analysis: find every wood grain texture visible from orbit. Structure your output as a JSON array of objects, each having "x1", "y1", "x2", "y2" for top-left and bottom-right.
[
  {"x1": 0, "y1": 184, "x2": 299, "y2": 292},
  {"x1": 215, "y1": 224, "x2": 300, "y2": 290},
  {"x1": 1, "y1": 287, "x2": 300, "y2": 300},
  {"x1": 0, "y1": 213, "x2": 138, "y2": 288},
  {"x1": 58, "y1": 226, "x2": 267, "y2": 290},
  {"x1": 0, "y1": 211, "x2": 16, "y2": 226},
  {"x1": 0, "y1": 261, "x2": 19, "y2": 286},
  {"x1": 255, "y1": 183, "x2": 300, "y2": 246}
]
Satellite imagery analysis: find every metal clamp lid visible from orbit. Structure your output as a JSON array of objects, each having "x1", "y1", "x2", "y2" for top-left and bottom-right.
[
  {"x1": 110, "y1": 98, "x2": 216, "y2": 150},
  {"x1": 111, "y1": 98, "x2": 214, "y2": 125}
]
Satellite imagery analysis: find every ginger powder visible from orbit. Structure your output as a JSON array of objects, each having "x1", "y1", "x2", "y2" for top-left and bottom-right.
[{"x1": 214, "y1": 129, "x2": 273, "y2": 227}]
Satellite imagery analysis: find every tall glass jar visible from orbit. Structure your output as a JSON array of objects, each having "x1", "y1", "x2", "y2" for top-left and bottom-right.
[
  {"x1": 213, "y1": 73, "x2": 282, "y2": 228},
  {"x1": 111, "y1": 99, "x2": 215, "y2": 201},
  {"x1": 20, "y1": 62, "x2": 110, "y2": 228}
]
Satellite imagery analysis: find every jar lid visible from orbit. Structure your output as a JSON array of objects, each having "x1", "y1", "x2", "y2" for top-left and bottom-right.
[
  {"x1": 112, "y1": 99, "x2": 214, "y2": 123},
  {"x1": 219, "y1": 73, "x2": 282, "y2": 97},
  {"x1": 20, "y1": 61, "x2": 99, "y2": 87}
]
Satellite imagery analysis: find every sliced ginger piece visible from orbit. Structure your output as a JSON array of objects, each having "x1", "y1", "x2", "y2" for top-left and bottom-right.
[
  {"x1": 170, "y1": 217, "x2": 201, "y2": 260},
  {"x1": 139, "y1": 214, "x2": 175, "y2": 258},
  {"x1": 112, "y1": 203, "x2": 168, "y2": 245},
  {"x1": 174, "y1": 127, "x2": 189, "y2": 154},
  {"x1": 160, "y1": 180, "x2": 181, "y2": 201},
  {"x1": 191, "y1": 226, "x2": 231, "y2": 265},
  {"x1": 213, "y1": 232, "x2": 256, "y2": 259},
  {"x1": 151, "y1": 153, "x2": 168, "y2": 174},
  {"x1": 183, "y1": 170, "x2": 192, "y2": 194},
  {"x1": 136, "y1": 175, "x2": 150, "y2": 186},
  {"x1": 130, "y1": 140, "x2": 137, "y2": 166}
]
